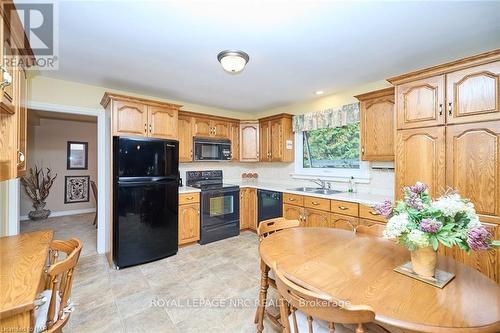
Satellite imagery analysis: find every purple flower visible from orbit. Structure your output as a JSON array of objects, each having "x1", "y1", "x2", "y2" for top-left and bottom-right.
[
  {"x1": 405, "y1": 192, "x2": 424, "y2": 211},
  {"x1": 373, "y1": 200, "x2": 393, "y2": 218},
  {"x1": 420, "y1": 218, "x2": 442, "y2": 233},
  {"x1": 410, "y1": 182, "x2": 428, "y2": 194},
  {"x1": 467, "y1": 225, "x2": 491, "y2": 251}
]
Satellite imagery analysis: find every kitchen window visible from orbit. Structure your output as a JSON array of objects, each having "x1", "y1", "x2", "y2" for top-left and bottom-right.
[{"x1": 294, "y1": 123, "x2": 369, "y2": 179}]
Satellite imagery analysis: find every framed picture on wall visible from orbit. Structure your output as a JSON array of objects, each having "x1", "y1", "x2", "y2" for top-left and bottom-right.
[
  {"x1": 67, "y1": 141, "x2": 88, "y2": 170},
  {"x1": 65, "y1": 176, "x2": 90, "y2": 203}
]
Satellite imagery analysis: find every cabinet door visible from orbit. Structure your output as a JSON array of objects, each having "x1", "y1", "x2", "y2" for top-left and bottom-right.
[
  {"x1": 396, "y1": 75, "x2": 445, "y2": 129},
  {"x1": 304, "y1": 209, "x2": 330, "y2": 228},
  {"x1": 178, "y1": 115, "x2": 193, "y2": 162},
  {"x1": 395, "y1": 127, "x2": 446, "y2": 200},
  {"x1": 240, "y1": 188, "x2": 249, "y2": 230},
  {"x1": 148, "y1": 106, "x2": 178, "y2": 139},
  {"x1": 179, "y1": 203, "x2": 200, "y2": 245},
  {"x1": 112, "y1": 100, "x2": 148, "y2": 137},
  {"x1": 270, "y1": 119, "x2": 283, "y2": 161},
  {"x1": 16, "y1": 64, "x2": 27, "y2": 176},
  {"x1": 283, "y1": 204, "x2": 304, "y2": 225},
  {"x1": 331, "y1": 213, "x2": 358, "y2": 231},
  {"x1": 360, "y1": 95, "x2": 395, "y2": 161},
  {"x1": 446, "y1": 61, "x2": 500, "y2": 124},
  {"x1": 260, "y1": 121, "x2": 271, "y2": 161},
  {"x1": 446, "y1": 122, "x2": 500, "y2": 224},
  {"x1": 194, "y1": 117, "x2": 212, "y2": 137},
  {"x1": 0, "y1": 19, "x2": 15, "y2": 114},
  {"x1": 240, "y1": 122, "x2": 259, "y2": 162},
  {"x1": 229, "y1": 122, "x2": 239, "y2": 161},
  {"x1": 212, "y1": 120, "x2": 230, "y2": 139}
]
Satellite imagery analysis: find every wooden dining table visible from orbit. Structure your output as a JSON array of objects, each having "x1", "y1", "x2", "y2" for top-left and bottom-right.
[{"x1": 258, "y1": 227, "x2": 500, "y2": 333}]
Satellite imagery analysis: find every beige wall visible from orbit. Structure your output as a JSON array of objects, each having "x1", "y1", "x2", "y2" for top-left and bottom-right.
[
  {"x1": 20, "y1": 118, "x2": 97, "y2": 217},
  {"x1": 29, "y1": 76, "x2": 253, "y2": 119}
]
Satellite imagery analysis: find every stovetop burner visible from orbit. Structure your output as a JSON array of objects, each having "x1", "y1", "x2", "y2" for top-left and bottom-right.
[{"x1": 186, "y1": 170, "x2": 239, "y2": 191}]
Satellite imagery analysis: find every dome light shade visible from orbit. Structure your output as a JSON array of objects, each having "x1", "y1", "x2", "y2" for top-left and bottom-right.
[{"x1": 217, "y1": 50, "x2": 249, "y2": 74}]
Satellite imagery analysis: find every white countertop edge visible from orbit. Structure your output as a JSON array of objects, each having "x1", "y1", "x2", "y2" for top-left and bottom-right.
[{"x1": 178, "y1": 186, "x2": 201, "y2": 194}]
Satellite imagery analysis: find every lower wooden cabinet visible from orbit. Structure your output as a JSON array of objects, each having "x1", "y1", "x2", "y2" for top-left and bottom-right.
[
  {"x1": 331, "y1": 213, "x2": 359, "y2": 230},
  {"x1": 178, "y1": 193, "x2": 200, "y2": 245},
  {"x1": 240, "y1": 188, "x2": 257, "y2": 230},
  {"x1": 283, "y1": 204, "x2": 304, "y2": 223},
  {"x1": 304, "y1": 209, "x2": 330, "y2": 228}
]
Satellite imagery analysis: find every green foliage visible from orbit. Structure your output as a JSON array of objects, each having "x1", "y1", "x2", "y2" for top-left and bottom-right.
[{"x1": 303, "y1": 123, "x2": 360, "y2": 168}]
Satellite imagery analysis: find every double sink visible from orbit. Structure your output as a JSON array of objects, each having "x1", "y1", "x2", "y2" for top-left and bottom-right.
[{"x1": 288, "y1": 187, "x2": 344, "y2": 195}]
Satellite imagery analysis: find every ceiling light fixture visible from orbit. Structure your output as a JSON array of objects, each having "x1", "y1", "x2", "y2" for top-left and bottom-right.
[
  {"x1": 315, "y1": 90, "x2": 324, "y2": 95},
  {"x1": 217, "y1": 50, "x2": 250, "y2": 74}
]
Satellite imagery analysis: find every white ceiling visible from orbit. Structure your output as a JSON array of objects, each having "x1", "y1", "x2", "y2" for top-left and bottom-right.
[{"x1": 37, "y1": 1, "x2": 500, "y2": 112}]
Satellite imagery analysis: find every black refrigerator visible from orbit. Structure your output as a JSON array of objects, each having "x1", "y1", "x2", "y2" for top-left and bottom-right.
[{"x1": 113, "y1": 137, "x2": 179, "y2": 268}]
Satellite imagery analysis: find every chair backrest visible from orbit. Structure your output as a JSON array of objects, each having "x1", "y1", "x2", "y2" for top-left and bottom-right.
[
  {"x1": 44, "y1": 238, "x2": 83, "y2": 332},
  {"x1": 272, "y1": 262, "x2": 375, "y2": 333},
  {"x1": 90, "y1": 181, "x2": 97, "y2": 203},
  {"x1": 356, "y1": 224, "x2": 385, "y2": 237},
  {"x1": 257, "y1": 217, "x2": 301, "y2": 241}
]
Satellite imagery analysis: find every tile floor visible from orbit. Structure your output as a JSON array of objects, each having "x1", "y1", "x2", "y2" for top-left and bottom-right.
[{"x1": 21, "y1": 214, "x2": 280, "y2": 333}]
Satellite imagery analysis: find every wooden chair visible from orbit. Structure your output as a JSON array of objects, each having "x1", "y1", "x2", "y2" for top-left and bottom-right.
[
  {"x1": 356, "y1": 224, "x2": 385, "y2": 237},
  {"x1": 272, "y1": 262, "x2": 388, "y2": 333},
  {"x1": 34, "y1": 238, "x2": 83, "y2": 333},
  {"x1": 90, "y1": 181, "x2": 97, "y2": 228},
  {"x1": 255, "y1": 217, "x2": 301, "y2": 331}
]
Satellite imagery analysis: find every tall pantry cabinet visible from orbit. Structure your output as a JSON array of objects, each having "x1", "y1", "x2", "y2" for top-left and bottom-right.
[{"x1": 388, "y1": 49, "x2": 500, "y2": 282}]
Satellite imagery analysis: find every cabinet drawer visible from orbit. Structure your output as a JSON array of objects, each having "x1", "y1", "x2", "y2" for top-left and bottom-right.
[
  {"x1": 179, "y1": 193, "x2": 200, "y2": 205},
  {"x1": 330, "y1": 200, "x2": 359, "y2": 217},
  {"x1": 283, "y1": 193, "x2": 304, "y2": 206},
  {"x1": 359, "y1": 205, "x2": 386, "y2": 223},
  {"x1": 304, "y1": 196, "x2": 330, "y2": 212}
]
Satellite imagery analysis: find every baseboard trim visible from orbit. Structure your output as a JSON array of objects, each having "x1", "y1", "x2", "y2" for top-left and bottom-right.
[{"x1": 20, "y1": 208, "x2": 96, "y2": 221}]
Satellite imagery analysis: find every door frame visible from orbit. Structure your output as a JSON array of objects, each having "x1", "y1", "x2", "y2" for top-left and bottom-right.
[{"x1": 22, "y1": 101, "x2": 110, "y2": 254}]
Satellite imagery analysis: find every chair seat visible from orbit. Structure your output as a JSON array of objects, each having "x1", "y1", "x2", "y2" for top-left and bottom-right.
[
  {"x1": 34, "y1": 289, "x2": 60, "y2": 333},
  {"x1": 289, "y1": 310, "x2": 381, "y2": 333}
]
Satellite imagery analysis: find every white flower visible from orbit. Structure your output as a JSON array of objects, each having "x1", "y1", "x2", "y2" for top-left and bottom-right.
[
  {"x1": 383, "y1": 213, "x2": 410, "y2": 240},
  {"x1": 407, "y1": 229, "x2": 430, "y2": 248},
  {"x1": 431, "y1": 194, "x2": 468, "y2": 217}
]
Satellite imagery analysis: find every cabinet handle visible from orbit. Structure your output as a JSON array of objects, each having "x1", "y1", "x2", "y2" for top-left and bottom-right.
[
  {"x1": 361, "y1": 147, "x2": 365, "y2": 154},
  {"x1": 185, "y1": 196, "x2": 193, "y2": 200},
  {"x1": 17, "y1": 151, "x2": 25, "y2": 166},
  {"x1": 369, "y1": 211, "x2": 379, "y2": 216},
  {"x1": 338, "y1": 206, "x2": 349, "y2": 210},
  {"x1": 448, "y1": 102, "x2": 452, "y2": 116},
  {"x1": 288, "y1": 198, "x2": 296, "y2": 202},
  {"x1": 439, "y1": 104, "x2": 443, "y2": 116},
  {"x1": 0, "y1": 65, "x2": 12, "y2": 88},
  {"x1": 144, "y1": 123, "x2": 147, "y2": 133},
  {"x1": 149, "y1": 124, "x2": 152, "y2": 133},
  {"x1": 311, "y1": 201, "x2": 320, "y2": 206}
]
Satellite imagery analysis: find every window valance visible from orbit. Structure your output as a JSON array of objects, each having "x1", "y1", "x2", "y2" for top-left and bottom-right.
[{"x1": 292, "y1": 102, "x2": 360, "y2": 132}]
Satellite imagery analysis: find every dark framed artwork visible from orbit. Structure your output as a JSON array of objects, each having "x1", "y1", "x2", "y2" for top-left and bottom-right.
[
  {"x1": 67, "y1": 141, "x2": 88, "y2": 170},
  {"x1": 65, "y1": 176, "x2": 90, "y2": 204}
]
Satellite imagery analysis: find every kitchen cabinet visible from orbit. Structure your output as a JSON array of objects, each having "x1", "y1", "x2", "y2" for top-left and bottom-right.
[
  {"x1": 395, "y1": 75, "x2": 445, "y2": 129},
  {"x1": 229, "y1": 122, "x2": 239, "y2": 161},
  {"x1": 178, "y1": 114, "x2": 194, "y2": 162},
  {"x1": 178, "y1": 193, "x2": 200, "y2": 245},
  {"x1": 1, "y1": 18, "x2": 15, "y2": 115},
  {"x1": 445, "y1": 121, "x2": 500, "y2": 224},
  {"x1": 395, "y1": 126, "x2": 446, "y2": 200},
  {"x1": 240, "y1": 121, "x2": 260, "y2": 162},
  {"x1": 240, "y1": 187, "x2": 257, "y2": 230},
  {"x1": 283, "y1": 204, "x2": 304, "y2": 224},
  {"x1": 101, "y1": 93, "x2": 182, "y2": 139},
  {"x1": 330, "y1": 213, "x2": 358, "y2": 231},
  {"x1": 446, "y1": 61, "x2": 500, "y2": 124},
  {"x1": 355, "y1": 88, "x2": 395, "y2": 161},
  {"x1": 259, "y1": 114, "x2": 294, "y2": 162},
  {"x1": 330, "y1": 199, "x2": 359, "y2": 217},
  {"x1": 359, "y1": 204, "x2": 386, "y2": 223},
  {"x1": 194, "y1": 117, "x2": 230, "y2": 139},
  {"x1": 303, "y1": 209, "x2": 330, "y2": 228},
  {"x1": 15, "y1": 63, "x2": 27, "y2": 176}
]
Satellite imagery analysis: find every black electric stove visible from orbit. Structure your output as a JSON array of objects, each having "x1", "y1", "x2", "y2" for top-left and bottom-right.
[{"x1": 186, "y1": 170, "x2": 240, "y2": 244}]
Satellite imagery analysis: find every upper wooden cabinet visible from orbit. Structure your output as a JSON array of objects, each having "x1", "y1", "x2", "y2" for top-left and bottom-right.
[
  {"x1": 194, "y1": 117, "x2": 230, "y2": 139},
  {"x1": 395, "y1": 75, "x2": 445, "y2": 129},
  {"x1": 259, "y1": 114, "x2": 294, "y2": 162},
  {"x1": 355, "y1": 88, "x2": 395, "y2": 161},
  {"x1": 395, "y1": 126, "x2": 446, "y2": 200},
  {"x1": 240, "y1": 121, "x2": 259, "y2": 162},
  {"x1": 100, "y1": 93, "x2": 182, "y2": 139},
  {"x1": 178, "y1": 114, "x2": 194, "y2": 162},
  {"x1": 388, "y1": 50, "x2": 500, "y2": 129},
  {"x1": 446, "y1": 122, "x2": 500, "y2": 224},
  {"x1": 446, "y1": 61, "x2": 500, "y2": 124},
  {"x1": 229, "y1": 122, "x2": 239, "y2": 161}
]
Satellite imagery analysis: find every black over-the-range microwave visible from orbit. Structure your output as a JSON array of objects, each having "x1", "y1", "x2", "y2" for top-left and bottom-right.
[{"x1": 193, "y1": 138, "x2": 231, "y2": 161}]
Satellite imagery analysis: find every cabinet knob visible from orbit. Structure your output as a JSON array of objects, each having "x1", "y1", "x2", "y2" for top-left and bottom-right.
[
  {"x1": 311, "y1": 201, "x2": 320, "y2": 206},
  {"x1": 448, "y1": 102, "x2": 452, "y2": 116},
  {"x1": 288, "y1": 198, "x2": 296, "y2": 202},
  {"x1": 338, "y1": 206, "x2": 348, "y2": 210},
  {"x1": 439, "y1": 103, "x2": 443, "y2": 116},
  {"x1": 361, "y1": 147, "x2": 365, "y2": 154},
  {"x1": 369, "y1": 211, "x2": 379, "y2": 216},
  {"x1": 17, "y1": 151, "x2": 25, "y2": 166},
  {"x1": 0, "y1": 66, "x2": 12, "y2": 88},
  {"x1": 144, "y1": 123, "x2": 147, "y2": 133},
  {"x1": 149, "y1": 124, "x2": 152, "y2": 133}
]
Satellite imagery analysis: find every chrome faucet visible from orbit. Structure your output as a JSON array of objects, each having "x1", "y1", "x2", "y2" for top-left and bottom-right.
[{"x1": 311, "y1": 178, "x2": 329, "y2": 189}]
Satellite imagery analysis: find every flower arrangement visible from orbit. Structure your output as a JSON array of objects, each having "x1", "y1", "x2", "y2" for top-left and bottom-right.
[{"x1": 374, "y1": 182, "x2": 499, "y2": 252}]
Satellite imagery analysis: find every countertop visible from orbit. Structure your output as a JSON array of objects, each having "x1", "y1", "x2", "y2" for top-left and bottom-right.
[{"x1": 178, "y1": 186, "x2": 201, "y2": 194}]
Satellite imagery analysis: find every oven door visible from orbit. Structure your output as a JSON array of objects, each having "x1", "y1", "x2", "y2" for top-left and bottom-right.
[{"x1": 200, "y1": 188, "x2": 240, "y2": 244}]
